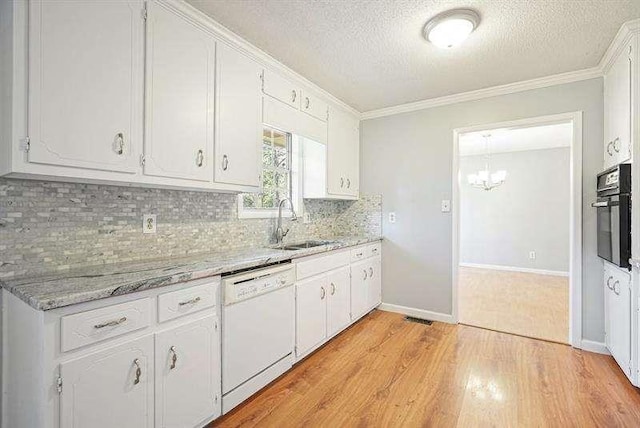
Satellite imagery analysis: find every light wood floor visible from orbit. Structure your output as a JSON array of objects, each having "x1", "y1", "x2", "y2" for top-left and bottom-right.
[
  {"x1": 458, "y1": 267, "x2": 569, "y2": 343},
  {"x1": 210, "y1": 310, "x2": 640, "y2": 427}
]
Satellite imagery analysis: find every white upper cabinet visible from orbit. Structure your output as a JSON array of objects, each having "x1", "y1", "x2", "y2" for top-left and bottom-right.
[
  {"x1": 327, "y1": 106, "x2": 360, "y2": 198},
  {"x1": 604, "y1": 39, "x2": 634, "y2": 168},
  {"x1": 155, "y1": 315, "x2": 221, "y2": 428},
  {"x1": 262, "y1": 70, "x2": 301, "y2": 109},
  {"x1": 144, "y1": 0, "x2": 215, "y2": 182},
  {"x1": 215, "y1": 43, "x2": 263, "y2": 187},
  {"x1": 60, "y1": 335, "x2": 154, "y2": 428},
  {"x1": 27, "y1": 0, "x2": 144, "y2": 173},
  {"x1": 300, "y1": 90, "x2": 329, "y2": 122}
]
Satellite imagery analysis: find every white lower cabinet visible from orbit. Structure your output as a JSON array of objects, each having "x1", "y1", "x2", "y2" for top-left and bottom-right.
[
  {"x1": 60, "y1": 335, "x2": 155, "y2": 428},
  {"x1": 155, "y1": 315, "x2": 221, "y2": 427},
  {"x1": 604, "y1": 263, "x2": 632, "y2": 379},
  {"x1": 368, "y1": 257, "x2": 382, "y2": 310},
  {"x1": 351, "y1": 255, "x2": 382, "y2": 321},
  {"x1": 327, "y1": 267, "x2": 352, "y2": 337},
  {"x1": 296, "y1": 275, "x2": 328, "y2": 357}
]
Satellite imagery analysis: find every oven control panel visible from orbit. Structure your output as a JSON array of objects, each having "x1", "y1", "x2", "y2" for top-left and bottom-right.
[{"x1": 223, "y1": 264, "x2": 295, "y2": 305}]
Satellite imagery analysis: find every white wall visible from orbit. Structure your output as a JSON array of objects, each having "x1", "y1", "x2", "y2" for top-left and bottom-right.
[
  {"x1": 360, "y1": 78, "x2": 604, "y2": 342},
  {"x1": 459, "y1": 147, "x2": 570, "y2": 273}
]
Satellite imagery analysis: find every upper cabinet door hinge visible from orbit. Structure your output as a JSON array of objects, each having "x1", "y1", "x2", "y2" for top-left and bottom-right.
[
  {"x1": 19, "y1": 136, "x2": 30, "y2": 152},
  {"x1": 140, "y1": 154, "x2": 146, "y2": 167},
  {"x1": 56, "y1": 376, "x2": 63, "y2": 394},
  {"x1": 141, "y1": 4, "x2": 148, "y2": 20}
]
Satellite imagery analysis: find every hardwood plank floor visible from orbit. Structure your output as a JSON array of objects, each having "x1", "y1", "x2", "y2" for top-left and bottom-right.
[{"x1": 210, "y1": 310, "x2": 640, "y2": 427}]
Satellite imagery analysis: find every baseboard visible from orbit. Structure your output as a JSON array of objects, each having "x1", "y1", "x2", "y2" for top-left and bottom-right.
[
  {"x1": 580, "y1": 340, "x2": 610, "y2": 355},
  {"x1": 378, "y1": 303, "x2": 455, "y2": 324},
  {"x1": 459, "y1": 262, "x2": 569, "y2": 277}
]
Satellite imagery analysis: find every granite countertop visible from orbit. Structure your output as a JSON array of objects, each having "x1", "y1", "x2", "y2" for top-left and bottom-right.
[{"x1": 0, "y1": 236, "x2": 382, "y2": 311}]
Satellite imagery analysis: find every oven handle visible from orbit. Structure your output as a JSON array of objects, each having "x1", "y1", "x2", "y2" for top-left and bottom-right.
[
  {"x1": 591, "y1": 200, "x2": 619, "y2": 207},
  {"x1": 597, "y1": 185, "x2": 618, "y2": 192}
]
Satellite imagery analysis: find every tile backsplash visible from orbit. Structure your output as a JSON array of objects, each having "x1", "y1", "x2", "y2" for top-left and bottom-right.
[{"x1": 0, "y1": 178, "x2": 381, "y2": 278}]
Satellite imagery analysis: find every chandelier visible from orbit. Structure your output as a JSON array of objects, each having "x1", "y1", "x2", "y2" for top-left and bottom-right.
[{"x1": 467, "y1": 134, "x2": 507, "y2": 191}]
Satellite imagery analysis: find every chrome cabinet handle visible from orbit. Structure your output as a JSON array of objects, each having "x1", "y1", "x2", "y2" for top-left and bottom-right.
[
  {"x1": 291, "y1": 90, "x2": 297, "y2": 103},
  {"x1": 613, "y1": 137, "x2": 620, "y2": 153},
  {"x1": 363, "y1": 269, "x2": 367, "y2": 280},
  {"x1": 613, "y1": 280, "x2": 620, "y2": 295},
  {"x1": 94, "y1": 316, "x2": 127, "y2": 329},
  {"x1": 133, "y1": 359, "x2": 141, "y2": 385},
  {"x1": 222, "y1": 154, "x2": 229, "y2": 171},
  {"x1": 330, "y1": 282, "x2": 336, "y2": 295},
  {"x1": 115, "y1": 132, "x2": 125, "y2": 155},
  {"x1": 169, "y1": 346, "x2": 177, "y2": 370},
  {"x1": 607, "y1": 141, "x2": 614, "y2": 156},
  {"x1": 369, "y1": 267, "x2": 374, "y2": 277},
  {"x1": 178, "y1": 296, "x2": 201, "y2": 306},
  {"x1": 606, "y1": 276, "x2": 614, "y2": 290},
  {"x1": 320, "y1": 286, "x2": 326, "y2": 300},
  {"x1": 196, "y1": 149, "x2": 204, "y2": 167},
  {"x1": 340, "y1": 178, "x2": 344, "y2": 188},
  {"x1": 305, "y1": 97, "x2": 310, "y2": 109},
  {"x1": 347, "y1": 178, "x2": 351, "y2": 188}
]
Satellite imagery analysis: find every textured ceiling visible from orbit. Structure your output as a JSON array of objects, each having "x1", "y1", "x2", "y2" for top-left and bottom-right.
[
  {"x1": 187, "y1": 0, "x2": 640, "y2": 112},
  {"x1": 459, "y1": 123, "x2": 572, "y2": 156}
]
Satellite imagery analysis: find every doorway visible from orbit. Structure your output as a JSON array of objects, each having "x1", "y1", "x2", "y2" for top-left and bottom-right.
[{"x1": 452, "y1": 113, "x2": 582, "y2": 346}]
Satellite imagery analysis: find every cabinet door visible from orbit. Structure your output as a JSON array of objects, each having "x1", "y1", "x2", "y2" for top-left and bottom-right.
[
  {"x1": 609, "y1": 270, "x2": 632, "y2": 378},
  {"x1": 350, "y1": 260, "x2": 370, "y2": 320},
  {"x1": 327, "y1": 267, "x2": 352, "y2": 337},
  {"x1": 604, "y1": 264, "x2": 612, "y2": 350},
  {"x1": 605, "y1": 43, "x2": 633, "y2": 165},
  {"x1": 215, "y1": 44, "x2": 262, "y2": 187},
  {"x1": 367, "y1": 256, "x2": 382, "y2": 310},
  {"x1": 60, "y1": 335, "x2": 154, "y2": 428},
  {"x1": 327, "y1": 107, "x2": 359, "y2": 197},
  {"x1": 295, "y1": 275, "x2": 327, "y2": 357},
  {"x1": 262, "y1": 70, "x2": 300, "y2": 109},
  {"x1": 28, "y1": 0, "x2": 144, "y2": 173},
  {"x1": 301, "y1": 90, "x2": 329, "y2": 122},
  {"x1": 144, "y1": 1, "x2": 215, "y2": 182},
  {"x1": 155, "y1": 315, "x2": 220, "y2": 428}
]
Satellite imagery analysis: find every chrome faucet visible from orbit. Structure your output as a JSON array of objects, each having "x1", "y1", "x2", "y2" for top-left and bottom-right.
[{"x1": 275, "y1": 197, "x2": 297, "y2": 245}]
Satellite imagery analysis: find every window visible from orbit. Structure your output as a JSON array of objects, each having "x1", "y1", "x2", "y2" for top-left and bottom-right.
[{"x1": 238, "y1": 126, "x2": 301, "y2": 218}]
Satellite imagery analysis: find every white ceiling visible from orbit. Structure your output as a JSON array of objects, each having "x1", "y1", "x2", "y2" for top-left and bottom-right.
[
  {"x1": 187, "y1": 0, "x2": 640, "y2": 112},
  {"x1": 459, "y1": 122, "x2": 572, "y2": 157}
]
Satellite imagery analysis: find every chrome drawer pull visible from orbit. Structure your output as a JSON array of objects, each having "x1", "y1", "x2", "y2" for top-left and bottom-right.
[
  {"x1": 178, "y1": 296, "x2": 201, "y2": 306},
  {"x1": 613, "y1": 137, "x2": 620, "y2": 153},
  {"x1": 305, "y1": 96, "x2": 310, "y2": 109},
  {"x1": 606, "y1": 141, "x2": 614, "y2": 156},
  {"x1": 320, "y1": 286, "x2": 326, "y2": 300},
  {"x1": 331, "y1": 282, "x2": 336, "y2": 295},
  {"x1": 169, "y1": 346, "x2": 177, "y2": 370},
  {"x1": 369, "y1": 267, "x2": 374, "y2": 277},
  {"x1": 606, "y1": 276, "x2": 614, "y2": 290},
  {"x1": 291, "y1": 89, "x2": 297, "y2": 103},
  {"x1": 114, "y1": 132, "x2": 124, "y2": 155},
  {"x1": 222, "y1": 154, "x2": 229, "y2": 171},
  {"x1": 613, "y1": 280, "x2": 620, "y2": 295},
  {"x1": 363, "y1": 269, "x2": 367, "y2": 280},
  {"x1": 133, "y1": 359, "x2": 142, "y2": 385},
  {"x1": 94, "y1": 316, "x2": 127, "y2": 329},
  {"x1": 196, "y1": 149, "x2": 204, "y2": 167}
]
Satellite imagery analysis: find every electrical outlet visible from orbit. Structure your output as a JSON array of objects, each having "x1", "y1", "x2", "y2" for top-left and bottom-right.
[
  {"x1": 529, "y1": 251, "x2": 536, "y2": 260},
  {"x1": 389, "y1": 212, "x2": 396, "y2": 223},
  {"x1": 303, "y1": 212, "x2": 312, "y2": 224},
  {"x1": 143, "y1": 214, "x2": 157, "y2": 234},
  {"x1": 441, "y1": 200, "x2": 451, "y2": 212}
]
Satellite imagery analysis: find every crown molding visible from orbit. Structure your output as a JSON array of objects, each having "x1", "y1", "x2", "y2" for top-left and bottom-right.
[
  {"x1": 171, "y1": 0, "x2": 360, "y2": 117},
  {"x1": 361, "y1": 67, "x2": 602, "y2": 120},
  {"x1": 599, "y1": 18, "x2": 640, "y2": 73}
]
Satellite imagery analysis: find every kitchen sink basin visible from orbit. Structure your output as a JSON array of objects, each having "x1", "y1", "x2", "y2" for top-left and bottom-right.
[{"x1": 277, "y1": 240, "x2": 336, "y2": 250}]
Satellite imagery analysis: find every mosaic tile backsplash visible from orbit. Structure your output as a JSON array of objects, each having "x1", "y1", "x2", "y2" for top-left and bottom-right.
[{"x1": 0, "y1": 178, "x2": 382, "y2": 279}]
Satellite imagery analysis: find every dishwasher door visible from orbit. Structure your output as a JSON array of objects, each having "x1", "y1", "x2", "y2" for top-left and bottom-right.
[{"x1": 222, "y1": 285, "x2": 295, "y2": 394}]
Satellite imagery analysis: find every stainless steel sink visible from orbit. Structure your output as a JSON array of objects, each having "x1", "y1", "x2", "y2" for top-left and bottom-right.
[{"x1": 277, "y1": 240, "x2": 335, "y2": 251}]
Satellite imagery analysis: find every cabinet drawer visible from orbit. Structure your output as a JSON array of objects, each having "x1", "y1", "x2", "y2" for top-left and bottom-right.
[
  {"x1": 263, "y1": 70, "x2": 300, "y2": 108},
  {"x1": 158, "y1": 281, "x2": 217, "y2": 323},
  {"x1": 350, "y1": 246, "x2": 367, "y2": 262},
  {"x1": 367, "y1": 242, "x2": 381, "y2": 258},
  {"x1": 296, "y1": 250, "x2": 350, "y2": 280},
  {"x1": 61, "y1": 298, "x2": 151, "y2": 352},
  {"x1": 300, "y1": 90, "x2": 328, "y2": 122}
]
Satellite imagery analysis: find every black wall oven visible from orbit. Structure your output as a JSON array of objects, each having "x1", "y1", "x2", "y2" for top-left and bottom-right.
[{"x1": 593, "y1": 164, "x2": 631, "y2": 269}]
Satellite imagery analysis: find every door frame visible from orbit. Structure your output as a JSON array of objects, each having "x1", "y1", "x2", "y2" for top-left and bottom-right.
[{"x1": 452, "y1": 111, "x2": 583, "y2": 347}]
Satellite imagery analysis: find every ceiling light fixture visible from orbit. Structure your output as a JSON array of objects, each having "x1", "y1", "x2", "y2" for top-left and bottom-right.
[{"x1": 424, "y1": 9, "x2": 480, "y2": 49}]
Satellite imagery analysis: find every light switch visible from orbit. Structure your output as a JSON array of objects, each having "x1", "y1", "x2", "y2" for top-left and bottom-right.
[
  {"x1": 143, "y1": 214, "x2": 157, "y2": 234},
  {"x1": 441, "y1": 200, "x2": 451, "y2": 213},
  {"x1": 388, "y1": 212, "x2": 396, "y2": 223}
]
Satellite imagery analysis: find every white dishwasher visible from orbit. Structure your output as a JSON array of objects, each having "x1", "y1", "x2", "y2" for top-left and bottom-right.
[{"x1": 221, "y1": 263, "x2": 295, "y2": 413}]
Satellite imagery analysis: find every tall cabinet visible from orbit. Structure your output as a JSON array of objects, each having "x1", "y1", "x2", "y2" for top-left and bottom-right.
[{"x1": 603, "y1": 22, "x2": 639, "y2": 387}]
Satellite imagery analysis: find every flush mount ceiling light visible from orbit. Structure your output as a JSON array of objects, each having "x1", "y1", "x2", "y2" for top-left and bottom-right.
[{"x1": 424, "y1": 9, "x2": 480, "y2": 49}]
